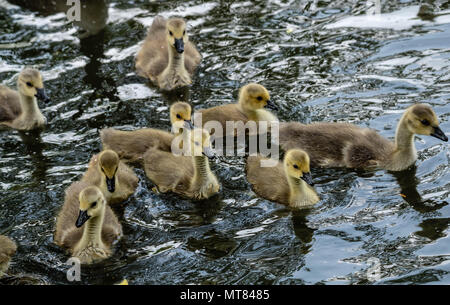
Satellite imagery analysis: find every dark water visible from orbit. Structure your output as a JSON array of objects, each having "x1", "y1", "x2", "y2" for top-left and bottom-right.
[{"x1": 0, "y1": 0, "x2": 449, "y2": 285}]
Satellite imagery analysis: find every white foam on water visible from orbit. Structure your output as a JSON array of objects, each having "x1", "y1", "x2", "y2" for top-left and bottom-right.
[
  {"x1": 415, "y1": 53, "x2": 450, "y2": 71},
  {"x1": 42, "y1": 131, "x2": 84, "y2": 145},
  {"x1": 11, "y1": 12, "x2": 68, "y2": 29},
  {"x1": 358, "y1": 74, "x2": 427, "y2": 87},
  {"x1": 138, "y1": 241, "x2": 182, "y2": 260},
  {"x1": 116, "y1": 83, "x2": 157, "y2": 101},
  {"x1": 360, "y1": 98, "x2": 384, "y2": 104},
  {"x1": 156, "y1": 106, "x2": 168, "y2": 112},
  {"x1": 41, "y1": 56, "x2": 87, "y2": 81},
  {"x1": 108, "y1": 6, "x2": 146, "y2": 24},
  {"x1": 0, "y1": 63, "x2": 22, "y2": 75},
  {"x1": 326, "y1": 6, "x2": 450, "y2": 30},
  {"x1": 373, "y1": 56, "x2": 418, "y2": 70},
  {"x1": 0, "y1": 0, "x2": 20, "y2": 10},
  {"x1": 135, "y1": 3, "x2": 217, "y2": 27},
  {"x1": 328, "y1": 83, "x2": 354, "y2": 92},
  {"x1": 102, "y1": 44, "x2": 140, "y2": 63},
  {"x1": 235, "y1": 225, "x2": 267, "y2": 238},
  {"x1": 34, "y1": 27, "x2": 79, "y2": 43},
  {"x1": 171, "y1": 2, "x2": 218, "y2": 17}
]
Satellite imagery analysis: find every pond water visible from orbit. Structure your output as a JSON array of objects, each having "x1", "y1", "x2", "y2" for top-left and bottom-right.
[{"x1": 0, "y1": 0, "x2": 449, "y2": 285}]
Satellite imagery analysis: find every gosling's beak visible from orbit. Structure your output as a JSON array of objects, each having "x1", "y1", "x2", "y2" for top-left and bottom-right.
[
  {"x1": 184, "y1": 120, "x2": 194, "y2": 130},
  {"x1": 430, "y1": 126, "x2": 448, "y2": 142},
  {"x1": 75, "y1": 210, "x2": 90, "y2": 228},
  {"x1": 265, "y1": 100, "x2": 278, "y2": 111},
  {"x1": 106, "y1": 176, "x2": 116, "y2": 193},
  {"x1": 202, "y1": 147, "x2": 216, "y2": 160},
  {"x1": 35, "y1": 88, "x2": 50, "y2": 103},
  {"x1": 174, "y1": 38, "x2": 184, "y2": 54},
  {"x1": 301, "y1": 172, "x2": 314, "y2": 186}
]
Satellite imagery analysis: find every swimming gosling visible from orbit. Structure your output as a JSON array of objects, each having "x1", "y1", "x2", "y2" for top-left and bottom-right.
[
  {"x1": 279, "y1": 104, "x2": 448, "y2": 171},
  {"x1": 143, "y1": 128, "x2": 220, "y2": 200},
  {"x1": 0, "y1": 68, "x2": 50, "y2": 130},
  {"x1": 136, "y1": 16, "x2": 201, "y2": 90},
  {"x1": 197, "y1": 83, "x2": 278, "y2": 137},
  {"x1": 81, "y1": 150, "x2": 139, "y2": 205},
  {"x1": 100, "y1": 102, "x2": 193, "y2": 163},
  {"x1": 246, "y1": 149, "x2": 319, "y2": 208},
  {"x1": 0, "y1": 235, "x2": 17, "y2": 277},
  {"x1": 54, "y1": 184, "x2": 122, "y2": 264}
]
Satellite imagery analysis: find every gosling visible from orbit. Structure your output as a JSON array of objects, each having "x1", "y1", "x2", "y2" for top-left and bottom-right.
[
  {"x1": 136, "y1": 16, "x2": 201, "y2": 90},
  {"x1": 54, "y1": 184, "x2": 122, "y2": 264},
  {"x1": 81, "y1": 150, "x2": 139, "y2": 205},
  {"x1": 197, "y1": 83, "x2": 278, "y2": 137},
  {"x1": 246, "y1": 149, "x2": 319, "y2": 208},
  {"x1": 143, "y1": 128, "x2": 220, "y2": 200},
  {"x1": 0, "y1": 68, "x2": 50, "y2": 131},
  {"x1": 100, "y1": 102, "x2": 193, "y2": 163},
  {"x1": 279, "y1": 104, "x2": 448, "y2": 171},
  {"x1": 0, "y1": 235, "x2": 17, "y2": 277}
]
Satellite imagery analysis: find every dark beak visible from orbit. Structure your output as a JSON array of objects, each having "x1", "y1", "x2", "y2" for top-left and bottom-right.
[
  {"x1": 265, "y1": 100, "x2": 278, "y2": 111},
  {"x1": 202, "y1": 147, "x2": 216, "y2": 160},
  {"x1": 184, "y1": 120, "x2": 194, "y2": 130},
  {"x1": 75, "y1": 210, "x2": 90, "y2": 228},
  {"x1": 301, "y1": 172, "x2": 314, "y2": 186},
  {"x1": 174, "y1": 38, "x2": 184, "y2": 53},
  {"x1": 35, "y1": 88, "x2": 50, "y2": 103},
  {"x1": 430, "y1": 126, "x2": 448, "y2": 142},
  {"x1": 106, "y1": 176, "x2": 115, "y2": 193}
]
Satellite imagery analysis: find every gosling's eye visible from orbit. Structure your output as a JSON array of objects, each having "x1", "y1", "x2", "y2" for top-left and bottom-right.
[
  {"x1": 91, "y1": 201, "x2": 97, "y2": 208},
  {"x1": 176, "y1": 114, "x2": 182, "y2": 119},
  {"x1": 421, "y1": 119, "x2": 430, "y2": 126},
  {"x1": 169, "y1": 31, "x2": 173, "y2": 36},
  {"x1": 293, "y1": 164, "x2": 299, "y2": 169},
  {"x1": 194, "y1": 141, "x2": 200, "y2": 146},
  {"x1": 26, "y1": 82, "x2": 33, "y2": 87},
  {"x1": 257, "y1": 96, "x2": 263, "y2": 101}
]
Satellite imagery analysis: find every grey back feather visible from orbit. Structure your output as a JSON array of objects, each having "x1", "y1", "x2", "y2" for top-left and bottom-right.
[{"x1": 279, "y1": 122, "x2": 394, "y2": 168}]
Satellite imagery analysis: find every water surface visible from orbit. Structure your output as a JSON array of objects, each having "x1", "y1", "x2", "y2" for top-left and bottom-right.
[{"x1": 0, "y1": 0, "x2": 449, "y2": 285}]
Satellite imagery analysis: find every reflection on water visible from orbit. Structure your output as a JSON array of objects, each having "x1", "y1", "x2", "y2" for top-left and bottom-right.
[
  {"x1": 18, "y1": 130, "x2": 51, "y2": 184},
  {"x1": 7, "y1": 0, "x2": 108, "y2": 37},
  {"x1": 391, "y1": 166, "x2": 448, "y2": 213},
  {"x1": 0, "y1": 0, "x2": 449, "y2": 285}
]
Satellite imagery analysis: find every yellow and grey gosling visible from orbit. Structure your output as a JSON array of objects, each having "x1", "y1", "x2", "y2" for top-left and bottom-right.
[
  {"x1": 0, "y1": 68, "x2": 50, "y2": 131},
  {"x1": 246, "y1": 149, "x2": 319, "y2": 209},
  {"x1": 197, "y1": 83, "x2": 278, "y2": 137},
  {"x1": 54, "y1": 184, "x2": 122, "y2": 264},
  {"x1": 100, "y1": 102, "x2": 193, "y2": 164},
  {"x1": 143, "y1": 128, "x2": 220, "y2": 200},
  {"x1": 279, "y1": 104, "x2": 448, "y2": 171},
  {"x1": 0, "y1": 235, "x2": 17, "y2": 277},
  {"x1": 136, "y1": 16, "x2": 201, "y2": 90},
  {"x1": 81, "y1": 150, "x2": 139, "y2": 205}
]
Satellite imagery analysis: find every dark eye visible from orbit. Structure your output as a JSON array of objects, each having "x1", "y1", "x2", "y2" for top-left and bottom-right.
[
  {"x1": 176, "y1": 114, "x2": 181, "y2": 119},
  {"x1": 26, "y1": 82, "x2": 33, "y2": 87},
  {"x1": 91, "y1": 201, "x2": 97, "y2": 208},
  {"x1": 194, "y1": 141, "x2": 200, "y2": 146},
  {"x1": 257, "y1": 96, "x2": 263, "y2": 101},
  {"x1": 169, "y1": 31, "x2": 173, "y2": 36},
  {"x1": 421, "y1": 119, "x2": 430, "y2": 126},
  {"x1": 293, "y1": 164, "x2": 299, "y2": 169}
]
